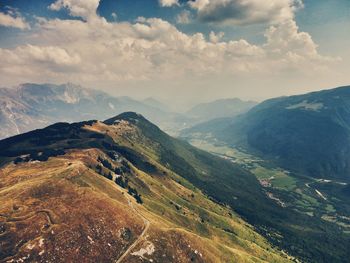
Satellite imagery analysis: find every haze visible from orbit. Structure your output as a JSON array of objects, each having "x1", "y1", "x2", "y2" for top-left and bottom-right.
[{"x1": 0, "y1": 0, "x2": 349, "y2": 108}]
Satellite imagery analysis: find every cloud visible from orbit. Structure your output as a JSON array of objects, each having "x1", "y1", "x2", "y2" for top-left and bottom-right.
[
  {"x1": 189, "y1": 0, "x2": 303, "y2": 25},
  {"x1": 0, "y1": 10, "x2": 30, "y2": 29},
  {"x1": 209, "y1": 31, "x2": 225, "y2": 43},
  {"x1": 0, "y1": 45, "x2": 80, "y2": 71},
  {"x1": 0, "y1": 1, "x2": 337, "y2": 88},
  {"x1": 265, "y1": 19, "x2": 318, "y2": 56},
  {"x1": 0, "y1": 44, "x2": 81, "y2": 86},
  {"x1": 263, "y1": 19, "x2": 338, "y2": 71},
  {"x1": 159, "y1": 0, "x2": 179, "y2": 7},
  {"x1": 111, "y1": 12, "x2": 117, "y2": 21},
  {"x1": 176, "y1": 10, "x2": 192, "y2": 24},
  {"x1": 49, "y1": 0, "x2": 100, "y2": 21}
]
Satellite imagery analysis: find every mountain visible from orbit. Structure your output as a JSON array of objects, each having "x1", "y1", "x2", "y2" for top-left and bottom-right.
[
  {"x1": 1, "y1": 112, "x2": 349, "y2": 262},
  {"x1": 182, "y1": 85, "x2": 350, "y2": 181},
  {"x1": 0, "y1": 95, "x2": 43, "y2": 138},
  {"x1": 0, "y1": 112, "x2": 291, "y2": 263},
  {"x1": 142, "y1": 97, "x2": 170, "y2": 112},
  {"x1": 0, "y1": 84, "x2": 257, "y2": 140},
  {"x1": 0, "y1": 83, "x2": 183, "y2": 139},
  {"x1": 186, "y1": 98, "x2": 257, "y2": 122}
]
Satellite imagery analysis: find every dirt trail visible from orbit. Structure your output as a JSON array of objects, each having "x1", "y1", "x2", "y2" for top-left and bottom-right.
[
  {"x1": 304, "y1": 181, "x2": 328, "y2": 201},
  {"x1": 115, "y1": 194, "x2": 150, "y2": 263},
  {"x1": 315, "y1": 189, "x2": 327, "y2": 201},
  {"x1": 0, "y1": 208, "x2": 58, "y2": 262},
  {"x1": 6, "y1": 209, "x2": 57, "y2": 224}
]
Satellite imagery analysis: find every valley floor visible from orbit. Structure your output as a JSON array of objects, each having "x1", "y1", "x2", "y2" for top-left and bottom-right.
[{"x1": 188, "y1": 139, "x2": 350, "y2": 233}]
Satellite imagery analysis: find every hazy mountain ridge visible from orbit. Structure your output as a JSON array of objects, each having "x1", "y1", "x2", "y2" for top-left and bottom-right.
[
  {"x1": 142, "y1": 97, "x2": 171, "y2": 112},
  {"x1": 186, "y1": 98, "x2": 257, "y2": 122},
  {"x1": 182, "y1": 85, "x2": 350, "y2": 181},
  {"x1": 0, "y1": 94, "x2": 47, "y2": 139},
  {"x1": 0, "y1": 83, "x2": 260, "y2": 139},
  {"x1": 0, "y1": 83, "x2": 183, "y2": 139}
]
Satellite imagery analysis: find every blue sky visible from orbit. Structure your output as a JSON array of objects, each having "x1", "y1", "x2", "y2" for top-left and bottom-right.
[
  {"x1": 0, "y1": 0, "x2": 349, "y2": 104},
  {"x1": 1, "y1": 0, "x2": 349, "y2": 45}
]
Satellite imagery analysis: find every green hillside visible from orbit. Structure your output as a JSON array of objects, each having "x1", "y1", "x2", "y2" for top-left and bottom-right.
[
  {"x1": 1, "y1": 112, "x2": 349, "y2": 262},
  {"x1": 0, "y1": 113, "x2": 292, "y2": 262},
  {"x1": 182, "y1": 86, "x2": 350, "y2": 181}
]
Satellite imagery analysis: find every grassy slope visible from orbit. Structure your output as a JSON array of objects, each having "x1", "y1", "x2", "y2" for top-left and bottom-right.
[
  {"x1": 0, "y1": 150, "x2": 145, "y2": 262},
  {"x1": 106, "y1": 114, "x2": 350, "y2": 263},
  {"x1": 189, "y1": 139, "x2": 350, "y2": 262},
  {"x1": 0, "y1": 118, "x2": 290, "y2": 262}
]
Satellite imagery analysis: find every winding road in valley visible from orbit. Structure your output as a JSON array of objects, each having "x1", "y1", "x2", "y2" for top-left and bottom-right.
[{"x1": 304, "y1": 179, "x2": 348, "y2": 201}]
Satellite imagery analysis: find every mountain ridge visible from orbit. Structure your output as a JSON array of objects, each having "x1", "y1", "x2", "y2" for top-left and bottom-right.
[
  {"x1": 0, "y1": 112, "x2": 293, "y2": 262},
  {"x1": 1, "y1": 112, "x2": 349, "y2": 262},
  {"x1": 182, "y1": 85, "x2": 350, "y2": 181},
  {"x1": 186, "y1": 98, "x2": 257, "y2": 122},
  {"x1": 0, "y1": 83, "x2": 185, "y2": 139}
]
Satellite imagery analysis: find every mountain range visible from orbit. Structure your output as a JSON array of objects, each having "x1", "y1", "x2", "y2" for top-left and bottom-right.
[
  {"x1": 186, "y1": 98, "x2": 256, "y2": 122},
  {"x1": 1, "y1": 112, "x2": 349, "y2": 262},
  {"x1": 0, "y1": 83, "x2": 181, "y2": 139},
  {"x1": 2, "y1": 83, "x2": 350, "y2": 262},
  {"x1": 182, "y1": 85, "x2": 350, "y2": 182},
  {"x1": 0, "y1": 83, "x2": 255, "y2": 139},
  {"x1": 0, "y1": 112, "x2": 292, "y2": 263}
]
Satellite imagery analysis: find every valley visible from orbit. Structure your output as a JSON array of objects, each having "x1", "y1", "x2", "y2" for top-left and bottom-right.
[
  {"x1": 1, "y1": 111, "x2": 349, "y2": 262},
  {"x1": 2, "y1": 86, "x2": 350, "y2": 262},
  {"x1": 1, "y1": 1, "x2": 349, "y2": 261},
  {"x1": 183, "y1": 86, "x2": 350, "y2": 182},
  {"x1": 188, "y1": 138, "x2": 350, "y2": 234}
]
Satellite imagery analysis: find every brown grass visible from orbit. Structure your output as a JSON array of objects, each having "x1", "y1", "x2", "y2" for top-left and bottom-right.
[{"x1": 0, "y1": 147, "x2": 292, "y2": 263}]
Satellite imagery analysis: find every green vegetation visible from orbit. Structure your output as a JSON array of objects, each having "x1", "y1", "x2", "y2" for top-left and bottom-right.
[
  {"x1": 183, "y1": 85, "x2": 350, "y2": 182},
  {"x1": 189, "y1": 139, "x2": 350, "y2": 262},
  {"x1": 252, "y1": 166, "x2": 297, "y2": 190},
  {"x1": 1, "y1": 112, "x2": 350, "y2": 262}
]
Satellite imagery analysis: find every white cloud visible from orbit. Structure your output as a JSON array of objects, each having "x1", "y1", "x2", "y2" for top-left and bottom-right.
[
  {"x1": 265, "y1": 19, "x2": 318, "y2": 57},
  {"x1": 263, "y1": 19, "x2": 338, "y2": 72},
  {"x1": 49, "y1": 0, "x2": 100, "y2": 21},
  {"x1": 188, "y1": 0, "x2": 210, "y2": 10},
  {"x1": 0, "y1": 45, "x2": 80, "y2": 72},
  {"x1": 176, "y1": 10, "x2": 192, "y2": 24},
  {"x1": 18, "y1": 45, "x2": 81, "y2": 66},
  {"x1": 189, "y1": 0, "x2": 303, "y2": 25},
  {"x1": 159, "y1": 0, "x2": 179, "y2": 7},
  {"x1": 0, "y1": 11, "x2": 30, "y2": 29},
  {"x1": 111, "y1": 12, "x2": 117, "y2": 21},
  {"x1": 209, "y1": 31, "x2": 225, "y2": 43},
  {"x1": 0, "y1": 1, "x2": 337, "y2": 89}
]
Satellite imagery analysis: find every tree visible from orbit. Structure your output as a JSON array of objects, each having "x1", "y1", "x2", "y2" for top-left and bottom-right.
[{"x1": 105, "y1": 172, "x2": 113, "y2": 180}]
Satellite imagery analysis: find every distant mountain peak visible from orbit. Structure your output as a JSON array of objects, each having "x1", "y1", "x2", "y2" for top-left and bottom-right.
[
  {"x1": 0, "y1": 83, "x2": 186, "y2": 140},
  {"x1": 142, "y1": 97, "x2": 169, "y2": 112},
  {"x1": 184, "y1": 84, "x2": 350, "y2": 180},
  {"x1": 187, "y1": 97, "x2": 257, "y2": 121},
  {"x1": 16, "y1": 82, "x2": 91, "y2": 104}
]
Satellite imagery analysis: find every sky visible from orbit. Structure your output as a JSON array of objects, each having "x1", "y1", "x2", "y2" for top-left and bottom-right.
[{"x1": 0, "y1": 0, "x2": 349, "y2": 107}]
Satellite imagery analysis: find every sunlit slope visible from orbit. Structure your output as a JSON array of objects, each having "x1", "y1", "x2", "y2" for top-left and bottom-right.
[
  {"x1": 104, "y1": 113, "x2": 350, "y2": 263},
  {"x1": 0, "y1": 115, "x2": 291, "y2": 262}
]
